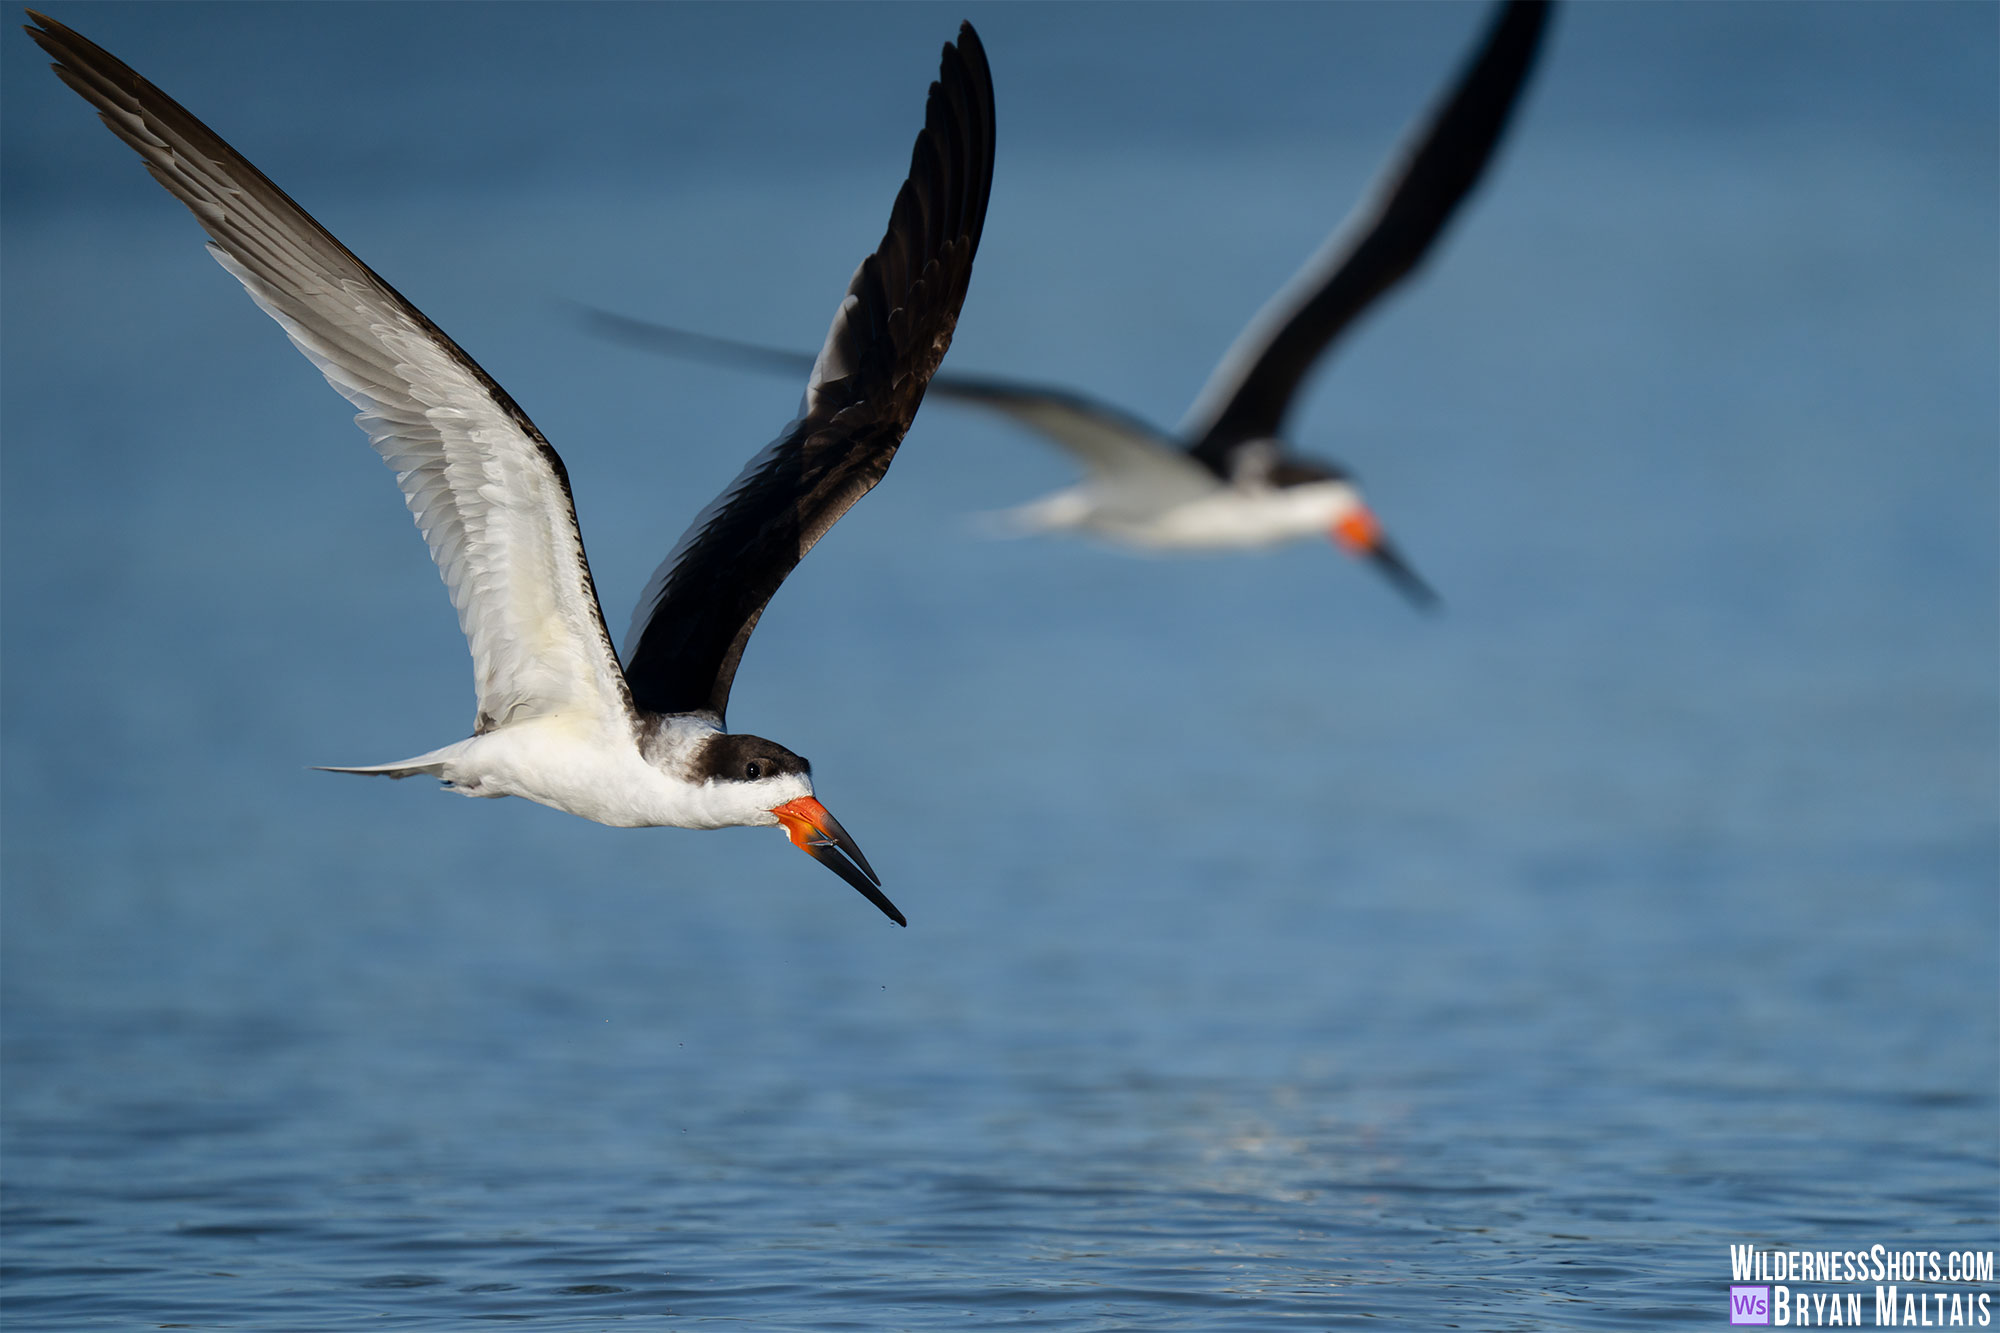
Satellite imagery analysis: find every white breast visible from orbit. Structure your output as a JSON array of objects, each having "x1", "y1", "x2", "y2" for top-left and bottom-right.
[{"x1": 1088, "y1": 479, "x2": 1358, "y2": 550}]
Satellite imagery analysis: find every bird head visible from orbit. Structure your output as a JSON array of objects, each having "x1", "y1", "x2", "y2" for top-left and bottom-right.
[
  {"x1": 1263, "y1": 458, "x2": 1438, "y2": 612},
  {"x1": 693, "y1": 733, "x2": 902, "y2": 925}
]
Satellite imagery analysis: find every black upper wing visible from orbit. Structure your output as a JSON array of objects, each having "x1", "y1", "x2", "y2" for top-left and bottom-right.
[
  {"x1": 1182, "y1": 0, "x2": 1550, "y2": 469},
  {"x1": 621, "y1": 24, "x2": 996, "y2": 721}
]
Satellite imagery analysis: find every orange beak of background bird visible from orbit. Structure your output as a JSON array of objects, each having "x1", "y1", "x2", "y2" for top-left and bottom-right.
[
  {"x1": 770, "y1": 796, "x2": 903, "y2": 926},
  {"x1": 1331, "y1": 507, "x2": 1442, "y2": 611},
  {"x1": 1333, "y1": 508, "x2": 1382, "y2": 556}
]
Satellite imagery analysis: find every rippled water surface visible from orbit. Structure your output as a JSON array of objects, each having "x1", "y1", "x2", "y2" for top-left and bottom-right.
[{"x1": 4, "y1": 4, "x2": 1995, "y2": 1327}]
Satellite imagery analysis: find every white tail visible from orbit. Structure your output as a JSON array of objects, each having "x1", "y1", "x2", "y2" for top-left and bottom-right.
[
  {"x1": 972, "y1": 488, "x2": 1094, "y2": 538},
  {"x1": 313, "y1": 739, "x2": 467, "y2": 780}
]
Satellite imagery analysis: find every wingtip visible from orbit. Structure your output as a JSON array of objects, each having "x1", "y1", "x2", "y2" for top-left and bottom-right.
[
  {"x1": 935, "y1": 21, "x2": 992, "y2": 108},
  {"x1": 22, "y1": 9, "x2": 55, "y2": 50},
  {"x1": 952, "y1": 20, "x2": 986, "y2": 58}
]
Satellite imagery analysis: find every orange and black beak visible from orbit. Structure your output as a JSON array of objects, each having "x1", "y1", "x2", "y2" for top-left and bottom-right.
[
  {"x1": 771, "y1": 796, "x2": 903, "y2": 926},
  {"x1": 1333, "y1": 509, "x2": 1440, "y2": 611}
]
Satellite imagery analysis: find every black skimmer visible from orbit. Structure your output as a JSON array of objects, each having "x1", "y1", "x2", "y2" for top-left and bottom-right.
[
  {"x1": 27, "y1": 11, "x2": 997, "y2": 927},
  {"x1": 587, "y1": 0, "x2": 1549, "y2": 610}
]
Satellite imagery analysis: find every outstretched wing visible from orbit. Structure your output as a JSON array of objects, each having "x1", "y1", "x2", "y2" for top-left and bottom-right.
[
  {"x1": 1180, "y1": 0, "x2": 1551, "y2": 466},
  {"x1": 28, "y1": 10, "x2": 633, "y2": 738},
  {"x1": 621, "y1": 24, "x2": 996, "y2": 722},
  {"x1": 581, "y1": 310, "x2": 1211, "y2": 488},
  {"x1": 924, "y1": 377, "x2": 1214, "y2": 490}
]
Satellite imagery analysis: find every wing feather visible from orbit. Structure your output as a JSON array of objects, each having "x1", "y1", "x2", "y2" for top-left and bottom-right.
[
  {"x1": 917, "y1": 378, "x2": 1219, "y2": 495},
  {"x1": 621, "y1": 24, "x2": 997, "y2": 722},
  {"x1": 28, "y1": 10, "x2": 633, "y2": 736},
  {"x1": 1180, "y1": 0, "x2": 1551, "y2": 465},
  {"x1": 579, "y1": 311, "x2": 1213, "y2": 488}
]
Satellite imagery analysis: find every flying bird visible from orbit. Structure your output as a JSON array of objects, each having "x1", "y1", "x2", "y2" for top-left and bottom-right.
[
  {"x1": 587, "y1": 0, "x2": 1549, "y2": 610},
  {"x1": 27, "y1": 11, "x2": 998, "y2": 927}
]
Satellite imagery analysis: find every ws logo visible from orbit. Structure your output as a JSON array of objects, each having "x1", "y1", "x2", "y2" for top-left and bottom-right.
[{"x1": 1731, "y1": 1286, "x2": 1771, "y2": 1325}]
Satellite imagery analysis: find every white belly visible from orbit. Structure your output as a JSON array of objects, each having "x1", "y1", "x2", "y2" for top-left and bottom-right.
[
  {"x1": 433, "y1": 714, "x2": 689, "y2": 828},
  {"x1": 1095, "y1": 485, "x2": 1346, "y2": 550}
]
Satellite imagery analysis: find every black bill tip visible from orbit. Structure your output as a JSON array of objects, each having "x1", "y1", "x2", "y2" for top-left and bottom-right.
[
  {"x1": 1370, "y1": 539, "x2": 1442, "y2": 612},
  {"x1": 796, "y1": 806, "x2": 904, "y2": 927}
]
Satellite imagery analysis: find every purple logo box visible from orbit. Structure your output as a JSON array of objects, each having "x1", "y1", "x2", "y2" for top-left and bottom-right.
[{"x1": 1730, "y1": 1286, "x2": 1771, "y2": 1325}]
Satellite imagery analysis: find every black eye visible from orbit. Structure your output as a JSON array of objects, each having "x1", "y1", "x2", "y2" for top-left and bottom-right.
[{"x1": 745, "y1": 761, "x2": 762, "y2": 780}]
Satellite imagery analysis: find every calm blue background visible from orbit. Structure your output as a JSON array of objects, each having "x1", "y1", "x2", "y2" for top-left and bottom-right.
[{"x1": 4, "y1": 3, "x2": 1994, "y2": 1327}]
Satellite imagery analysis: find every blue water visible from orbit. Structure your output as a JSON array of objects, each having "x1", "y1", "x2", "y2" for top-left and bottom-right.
[{"x1": 3, "y1": 3, "x2": 1994, "y2": 1327}]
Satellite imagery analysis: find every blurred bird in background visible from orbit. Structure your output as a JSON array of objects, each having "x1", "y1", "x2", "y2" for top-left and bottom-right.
[{"x1": 587, "y1": 0, "x2": 1550, "y2": 611}]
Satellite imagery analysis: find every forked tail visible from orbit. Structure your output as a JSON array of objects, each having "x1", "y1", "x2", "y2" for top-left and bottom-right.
[
  {"x1": 314, "y1": 761, "x2": 440, "y2": 780},
  {"x1": 313, "y1": 740, "x2": 466, "y2": 780}
]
